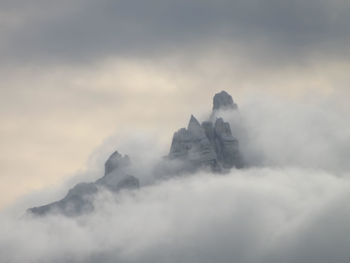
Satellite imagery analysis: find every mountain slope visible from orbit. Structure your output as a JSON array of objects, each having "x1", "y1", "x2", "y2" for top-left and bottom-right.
[{"x1": 28, "y1": 90, "x2": 243, "y2": 216}]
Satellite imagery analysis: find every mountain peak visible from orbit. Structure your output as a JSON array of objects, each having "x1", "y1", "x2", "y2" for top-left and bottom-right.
[
  {"x1": 213, "y1": 91, "x2": 238, "y2": 111},
  {"x1": 104, "y1": 151, "x2": 130, "y2": 175},
  {"x1": 168, "y1": 97, "x2": 243, "y2": 172},
  {"x1": 188, "y1": 114, "x2": 201, "y2": 129},
  {"x1": 29, "y1": 92, "x2": 243, "y2": 217}
]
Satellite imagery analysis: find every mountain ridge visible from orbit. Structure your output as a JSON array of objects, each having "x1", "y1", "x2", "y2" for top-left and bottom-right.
[{"x1": 28, "y1": 90, "x2": 243, "y2": 216}]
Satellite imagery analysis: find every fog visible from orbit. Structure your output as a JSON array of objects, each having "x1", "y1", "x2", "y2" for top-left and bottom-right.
[
  {"x1": 1, "y1": 0, "x2": 350, "y2": 261},
  {"x1": 1, "y1": 94, "x2": 349, "y2": 263},
  {"x1": 216, "y1": 93, "x2": 350, "y2": 173},
  {"x1": 1, "y1": 169, "x2": 349, "y2": 263}
]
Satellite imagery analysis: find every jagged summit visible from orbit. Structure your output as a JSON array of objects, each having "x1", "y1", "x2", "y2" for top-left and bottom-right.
[
  {"x1": 97, "y1": 151, "x2": 138, "y2": 193},
  {"x1": 187, "y1": 115, "x2": 206, "y2": 137},
  {"x1": 169, "y1": 115, "x2": 217, "y2": 168},
  {"x1": 29, "y1": 91, "x2": 243, "y2": 217},
  {"x1": 29, "y1": 151, "x2": 139, "y2": 217},
  {"x1": 188, "y1": 114, "x2": 201, "y2": 129},
  {"x1": 213, "y1": 90, "x2": 238, "y2": 111},
  {"x1": 168, "y1": 113, "x2": 243, "y2": 171},
  {"x1": 104, "y1": 151, "x2": 130, "y2": 175},
  {"x1": 168, "y1": 91, "x2": 243, "y2": 171}
]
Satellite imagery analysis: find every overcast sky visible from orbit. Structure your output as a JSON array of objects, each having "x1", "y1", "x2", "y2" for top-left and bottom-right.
[
  {"x1": 1, "y1": 0, "x2": 350, "y2": 208},
  {"x1": 1, "y1": 1, "x2": 350, "y2": 262}
]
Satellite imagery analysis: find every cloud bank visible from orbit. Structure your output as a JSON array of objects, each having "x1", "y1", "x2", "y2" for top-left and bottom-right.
[
  {"x1": 2, "y1": 0, "x2": 350, "y2": 207},
  {"x1": 1, "y1": 0, "x2": 350, "y2": 64},
  {"x1": 1, "y1": 168, "x2": 350, "y2": 263},
  {"x1": 1, "y1": 93, "x2": 350, "y2": 262},
  {"x1": 1, "y1": 0, "x2": 350, "y2": 261}
]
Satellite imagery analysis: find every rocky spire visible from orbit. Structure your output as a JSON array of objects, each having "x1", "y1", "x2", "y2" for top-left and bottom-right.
[
  {"x1": 29, "y1": 91, "x2": 243, "y2": 217},
  {"x1": 104, "y1": 151, "x2": 130, "y2": 175},
  {"x1": 188, "y1": 115, "x2": 201, "y2": 129},
  {"x1": 188, "y1": 115, "x2": 205, "y2": 137},
  {"x1": 29, "y1": 150, "x2": 139, "y2": 217},
  {"x1": 167, "y1": 91, "x2": 243, "y2": 172},
  {"x1": 213, "y1": 118, "x2": 243, "y2": 169},
  {"x1": 213, "y1": 91, "x2": 238, "y2": 111}
]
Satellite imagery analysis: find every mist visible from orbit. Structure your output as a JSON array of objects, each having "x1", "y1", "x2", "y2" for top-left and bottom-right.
[
  {"x1": 1, "y1": 0, "x2": 350, "y2": 260},
  {"x1": 216, "y1": 93, "x2": 350, "y2": 174},
  {"x1": 1, "y1": 169, "x2": 349, "y2": 263},
  {"x1": 1, "y1": 93, "x2": 349, "y2": 262}
]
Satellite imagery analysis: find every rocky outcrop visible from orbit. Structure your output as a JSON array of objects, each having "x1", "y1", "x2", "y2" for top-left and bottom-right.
[
  {"x1": 167, "y1": 90, "x2": 243, "y2": 172},
  {"x1": 96, "y1": 151, "x2": 139, "y2": 192},
  {"x1": 104, "y1": 151, "x2": 130, "y2": 175},
  {"x1": 212, "y1": 118, "x2": 243, "y2": 168},
  {"x1": 29, "y1": 182, "x2": 98, "y2": 216},
  {"x1": 169, "y1": 115, "x2": 218, "y2": 169},
  {"x1": 168, "y1": 114, "x2": 243, "y2": 172},
  {"x1": 167, "y1": 91, "x2": 243, "y2": 172},
  {"x1": 28, "y1": 90, "x2": 243, "y2": 217},
  {"x1": 213, "y1": 90, "x2": 238, "y2": 111},
  {"x1": 28, "y1": 151, "x2": 139, "y2": 217}
]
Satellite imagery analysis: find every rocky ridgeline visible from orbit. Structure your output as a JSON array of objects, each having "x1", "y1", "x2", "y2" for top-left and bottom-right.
[
  {"x1": 167, "y1": 90, "x2": 243, "y2": 173},
  {"x1": 29, "y1": 151, "x2": 139, "y2": 216},
  {"x1": 29, "y1": 91, "x2": 243, "y2": 216},
  {"x1": 213, "y1": 90, "x2": 238, "y2": 111}
]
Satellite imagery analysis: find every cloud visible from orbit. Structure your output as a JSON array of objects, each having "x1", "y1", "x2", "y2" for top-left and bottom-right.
[
  {"x1": 1, "y1": 1, "x2": 349, "y2": 261},
  {"x1": 215, "y1": 92, "x2": 350, "y2": 173},
  {"x1": 1, "y1": 90, "x2": 350, "y2": 262},
  {"x1": 1, "y1": 0, "x2": 350, "y2": 65},
  {"x1": 1, "y1": 168, "x2": 350, "y2": 263},
  {"x1": 1, "y1": 49, "x2": 350, "y2": 209}
]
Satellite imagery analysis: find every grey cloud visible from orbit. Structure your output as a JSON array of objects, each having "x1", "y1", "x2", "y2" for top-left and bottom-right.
[
  {"x1": 1, "y1": 91, "x2": 350, "y2": 262},
  {"x1": 214, "y1": 94, "x2": 350, "y2": 174},
  {"x1": 1, "y1": 169, "x2": 350, "y2": 263},
  {"x1": 1, "y1": 0, "x2": 350, "y2": 65}
]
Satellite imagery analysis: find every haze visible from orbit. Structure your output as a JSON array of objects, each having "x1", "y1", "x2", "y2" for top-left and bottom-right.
[{"x1": 0, "y1": 1, "x2": 350, "y2": 262}]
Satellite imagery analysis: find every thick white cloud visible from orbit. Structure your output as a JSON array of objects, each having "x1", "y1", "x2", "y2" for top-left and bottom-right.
[
  {"x1": 1, "y1": 0, "x2": 350, "y2": 64},
  {"x1": 1, "y1": 1, "x2": 350, "y2": 260},
  {"x1": 1, "y1": 0, "x2": 350, "y2": 208},
  {"x1": 1, "y1": 168, "x2": 349, "y2": 263},
  {"x1": 1, "y1": 92, "x2": 350, "y2": 262},
  {"x1": 215, "y1": 93, "x2": 350, "y2": 173}
]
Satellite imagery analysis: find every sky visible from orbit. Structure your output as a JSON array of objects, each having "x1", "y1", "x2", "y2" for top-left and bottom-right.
[
  {"x1": 0, "y1": 1, "x2": 350, "y2": 262},
  {"x1": 1, "y1": 0, "x2": 350, "y2": 208}
]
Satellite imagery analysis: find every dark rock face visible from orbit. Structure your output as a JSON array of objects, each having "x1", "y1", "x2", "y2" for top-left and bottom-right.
[
  {"x1": 104, "y1": 151, "x2": 130, "y2": 175},
  {"x1": 168, "y1": 115, "x2": 243, "y2": 172},
  {"x1": 168, "y1": 90, "x2": 243, "y2": 172},
  {"x1": 29, "y1": 183, "x2": 98, "y2": 216},
  {"x1": 115, "y1": 175, "x2": 140, "y2": 191},
  {"x1": 96, "y1": 151, "x2": 138, "y2": 192},
  {"x1": 169, "y1": 115, "x2": 218, "y2": 169},
  {"x1": 213, "y1": 118, "x2": 243, "y2": 168},
  {"x1": 29, "y1": 151, "x2": 139, "y2": 217},
  {"x1": 213, "y1": 90, "x2": 238, "y2": 111}
]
